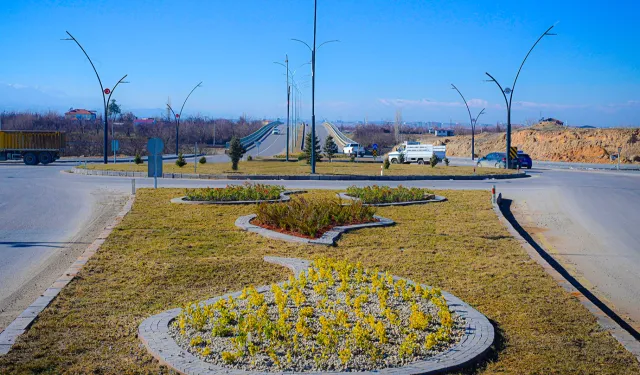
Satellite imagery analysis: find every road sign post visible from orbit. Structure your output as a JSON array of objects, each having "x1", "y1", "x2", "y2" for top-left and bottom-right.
[
  {"x1": 147, "y1": 138, "x2": 164, "y2": 189},
  {"x1": 111, "y1": 139, "x2": 119, "y2": 164},
  {"x1": 372, "y1": 143, "x2": 378, "y2": 160},
  {"x1": 618, "y1": 146, "x2": 622, "y2": 170},
  {"x1": 509, "y1": 147, "x2": 518, "y2": 168}
]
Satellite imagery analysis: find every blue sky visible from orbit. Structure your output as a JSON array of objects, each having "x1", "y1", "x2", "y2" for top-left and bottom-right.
[{"x1": 0, "y1": 0, "x2": 638, "y2": 126}]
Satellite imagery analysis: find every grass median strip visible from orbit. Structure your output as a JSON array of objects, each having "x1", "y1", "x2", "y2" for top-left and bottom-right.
[
  {"x1": 0, "y1": 189, "x2": 638, "y2": 374},
  {"x1": 80, "y1": 160, "x2": 514, "y2": 176}
]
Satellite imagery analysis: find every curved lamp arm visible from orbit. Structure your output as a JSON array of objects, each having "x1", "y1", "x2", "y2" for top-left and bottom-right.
[
  {"x1": 485, "y1": 72, "x2": 510, "y2": 110},
  {"x1": 179, "y1": 82, "x2": 203, "y2": 117},
  {"x1": 473, "y1": 108, "x2": 486, "y2": 132},
  {"x1": 451, "y1": 83, "x2": 473, "y2": 129},
  {"x1": 64, "y1": 31, "x2": 106, "y2": 107},
  {"x1": 291, "y1": 38, "x2": 312, "y2": 52},
  {"x1": 510, "y1": 24, "x2": 556, "y2": 101},
  {"x1": 106, "y1": 74, "x2": 128, "y2": 109}
]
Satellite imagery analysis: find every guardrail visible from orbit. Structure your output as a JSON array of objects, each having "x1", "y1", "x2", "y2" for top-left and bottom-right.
[
  {"x1": 226, "y1": 121, "x2": 282, "y2": 151},
  {"x1": 323, "y1": 121, "x2": 355, "y2": 147}
]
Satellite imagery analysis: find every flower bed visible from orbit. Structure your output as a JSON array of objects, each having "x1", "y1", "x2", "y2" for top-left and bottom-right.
[
  {"x1": 184, "y1": 183, "x2": 285, "y2": 202},
  {"x1": 169, "y1": 258, "x2": 464, "y2": 372},
  {"x1": 345, "y1": 185, "x2": 435, "y2": 204},
  {"x1": 254, "y1": 198, "x2": 376, "y2": 238}
]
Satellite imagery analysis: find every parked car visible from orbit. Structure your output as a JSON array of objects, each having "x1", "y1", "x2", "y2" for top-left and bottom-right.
[
  {"x1": 476, "y1": 152, "x2": 519, "y2": 169},
  {"x1": 343, "y1": 143, "x2": 365, "y2": 157},
  {"x1": 517, "y1": 152, "x2": 532, "y2": 169},
  {"x1": 271, "y1": 128, "x2": 280, "y2": 135}
]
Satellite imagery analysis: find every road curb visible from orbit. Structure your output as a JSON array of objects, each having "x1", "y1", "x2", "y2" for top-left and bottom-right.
[
  {"x1": 0, "y1": 194, "x2": 136, "y2": 356},
  {"x1": 492, "y1": 197, "x2": 640, "y2": 362},
  {"x1": 69, "y1": 167, "x2": 528, "y2": 181}
]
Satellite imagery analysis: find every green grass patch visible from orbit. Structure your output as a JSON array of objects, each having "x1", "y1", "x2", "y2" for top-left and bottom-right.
[
  {"x1": 254, "y1": 197, "x2": 375, "y2": 238},
  {"x1": 80, "y1": 160, "x2": 515, "y2": 176},
  {"x1": 185, "y1": 183, "x2": 285, "y2": 201},
  {"x1": 0, "y1": 189, "x2": 638, "y2": 374},
  {"x1": 346, "y1": 185, "x2": 435, "y2": 204}
]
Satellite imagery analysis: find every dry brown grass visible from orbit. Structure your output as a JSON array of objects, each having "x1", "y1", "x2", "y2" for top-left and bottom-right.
[
  {"x1": 82, "y1": 160, "x2": 514, "y2": 176},
  {"x1": 0, "y1": 189, "x2": 637, "y2": 374}
]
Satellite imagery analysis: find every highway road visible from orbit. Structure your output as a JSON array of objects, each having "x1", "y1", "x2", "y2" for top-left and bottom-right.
[{"x1": 0, "y1": 163, "x2": 639, "y2": 335}]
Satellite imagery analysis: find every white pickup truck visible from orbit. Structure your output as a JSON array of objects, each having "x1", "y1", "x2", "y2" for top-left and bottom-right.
[
  {"x1": 342, "y1": 143, "x2": 365, "y2": 157},
  {"x1": 387, "y1": 142, "x2": 446, "y2": 164}
]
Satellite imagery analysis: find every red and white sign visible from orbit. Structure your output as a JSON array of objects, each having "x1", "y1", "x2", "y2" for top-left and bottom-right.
[
  {"x1": 104, "y1": 88, "x2": 111, "y2": 95},
  {"x1": 175, "y1": 114, "x2": 180, "y2": 119}
]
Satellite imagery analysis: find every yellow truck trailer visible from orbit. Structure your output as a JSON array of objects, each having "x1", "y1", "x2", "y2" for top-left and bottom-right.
[{"x1": 0, "y1": 131, "x2": 66, "y2": 165}]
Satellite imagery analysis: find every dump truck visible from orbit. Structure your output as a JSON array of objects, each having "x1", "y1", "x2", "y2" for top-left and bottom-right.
[{"x1": 0, "y1": 130, "x2": 66, "y2": 165}]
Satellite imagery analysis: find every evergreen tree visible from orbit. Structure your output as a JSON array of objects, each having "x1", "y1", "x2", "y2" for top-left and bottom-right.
[
  {"x1": 323, "y1": 135, "x2": 338, "y2": 162},
  {"x1": 228, "y1": 136, "x2": 246, "y2": 170},
  {"x1": 303, "y1": 133, "x2": 322, "y2": 164},
  {"x1": 175, "y1": 152, "x2": 187, "y2": 167}
]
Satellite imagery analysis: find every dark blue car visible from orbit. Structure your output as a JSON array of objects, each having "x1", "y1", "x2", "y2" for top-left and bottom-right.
[{"x1": 518, "y1": 153, "x2": 532, "y2": 169}]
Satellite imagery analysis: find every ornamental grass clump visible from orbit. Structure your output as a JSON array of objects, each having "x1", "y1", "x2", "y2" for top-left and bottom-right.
[
  {"x1": 170, "y1": 258, "x2": 463, "y2": 372},
  {"x1": 254, "y1": 197, "x2": 376, "y2": 238},
  {"x1": 184, "y1": 182, "x2": 285, "y2": 202},
  {"x1": 346, "y1": 185, "x2": 435, "y2": 204}
]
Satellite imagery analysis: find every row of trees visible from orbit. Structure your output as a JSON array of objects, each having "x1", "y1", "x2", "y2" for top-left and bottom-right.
[{"x1": 0, "y1": 111, "x2": 264, "y2": 156}]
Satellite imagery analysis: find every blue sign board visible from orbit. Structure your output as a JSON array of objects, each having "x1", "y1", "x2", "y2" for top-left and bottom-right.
[
  {"x1": 372, "y1": 143, "x2": 378, "y2": 150},
  {"x1": 111, "y1": 139, "x2": 120, "y2": 152}
]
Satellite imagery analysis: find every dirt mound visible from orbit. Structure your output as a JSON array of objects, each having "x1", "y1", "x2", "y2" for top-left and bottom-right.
[{"x1": 421, "y1": 125, "x2": 640, "y2": 164}]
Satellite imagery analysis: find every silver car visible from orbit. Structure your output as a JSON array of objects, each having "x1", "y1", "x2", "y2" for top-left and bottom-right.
[{"x1": 477, "y1": 152, "x2": 519, "y2": 169}]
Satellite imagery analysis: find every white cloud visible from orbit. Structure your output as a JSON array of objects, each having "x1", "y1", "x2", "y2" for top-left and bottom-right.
[{"x1": 378, "y1": 98, "x2": 493, "y2": 109}]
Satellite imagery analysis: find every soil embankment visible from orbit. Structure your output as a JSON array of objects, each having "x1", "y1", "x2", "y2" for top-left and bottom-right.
[{"x1": 421, "y1": 122, "x2": 640, "y2": 164}]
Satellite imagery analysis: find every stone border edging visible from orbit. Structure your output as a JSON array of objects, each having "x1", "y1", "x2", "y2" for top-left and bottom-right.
[
  {"x1": 492, "y1": 199, "x2": 640, "y2": 361},
  {"x1": 170, "y1": 190, "x2": 305, "y2": 205},
  {"x1": 337, "y1": 193, "x2": 447, "y2": 206},
  {"x1": 138, "y1": 256, "x2": 494, "y2": 375},
  {"x1": 235, "y1": 214, "x2": 395, "y2": 246},
  {"x1": 0, "y1": 194, "x2": 136, "y2": 355},
  {"x1": 69, "y1": 166, "x2": 528, "y2": 181}
]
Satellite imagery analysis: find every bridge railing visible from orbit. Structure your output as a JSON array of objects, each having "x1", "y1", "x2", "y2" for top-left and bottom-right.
[
  {"x1": 323, "y1": 121, "x2": 355, "y2": 147},
  {"x1": 226, "y1": 121, "x2": 282, "y2": 151}
]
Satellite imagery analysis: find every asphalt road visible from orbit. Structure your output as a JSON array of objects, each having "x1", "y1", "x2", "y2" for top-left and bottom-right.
[{"x1": 0, "y1": 163, "x2": 639, "y2": 333}]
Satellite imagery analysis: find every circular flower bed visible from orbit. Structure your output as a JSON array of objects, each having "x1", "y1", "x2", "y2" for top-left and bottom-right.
[
  {"x1": 169, "y1": 258, "x2": 464, "y2": 372},
  {"x1": 345, "y1": 185, "x2": 436, "y2": 204}
]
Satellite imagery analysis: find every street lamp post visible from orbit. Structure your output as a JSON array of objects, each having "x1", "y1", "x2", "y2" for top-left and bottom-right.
[
  {"x1": 485, "y1": 24, "x2": 556, "y2": 168},
  {"x1": 62, "y1": 31, "x2": 128, "y2": 164},
  {"x1": 450, "y1": 84, "x2": 486, "y2": 160},
  {"x1": 292, "y1": 0, "x2": 338, "y2": 174},
  {"x1": 274, "y1": 56, "x2": 291, "y2": 161},
  {"x1": 167, "y1": 82, "x2": 203, "y2": 155}
]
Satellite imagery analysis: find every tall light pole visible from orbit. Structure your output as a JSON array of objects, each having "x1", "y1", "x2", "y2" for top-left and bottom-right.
[
  {"x1": 292, "y1": 0, "x2": 338, "y2": 173},
  {"x1": 167, "y1": 82, "x2": 202, "y2": 155},
  {"x1": 62, "y1": 31, "x2": 128, "y2": 164},
  {"x1": 451, "y1": 84, "x2": 485, "y2": 160},
  {"x1": 274, "y1": 56, "x2": 291, "y2": 161},
  {"x1": 485, "y1": 24, "x2": 556, "y2": 168}
]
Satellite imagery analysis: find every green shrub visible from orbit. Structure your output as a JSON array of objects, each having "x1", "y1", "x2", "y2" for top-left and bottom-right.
[
  {"x1": 443, "y1": 157, "x2": 449, "y2": 166},
  {"x1": 383, "y1": 158, "x2": 390, "y2": 170},
  {"x1": 346, "y1": 185, "x2": 435, "y2": 204},
  {"x1": 175, "y1": 153, "x2": 187, "y2": 167},
  {"x1": 430, "y1": 154, "x2": 439, "y2": 168},
  {"x1": 247, "y1": 155, "x2": 253, "y2": 161},
  {"x1": 133, "y1": 154, "x2": 143, "y2": 165},
  {"x1": 255, "y1": 197, "x2": 375, "y2": 238},
  {"x1": 228, "y1": 137, "x2": 246, "y2": 171},
  {"x1": 185, "y1": 183, "x2": 285, "y2": 202},
  {"x1": 199, "y1": 156, "x2": 207, "y2": 164}
]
